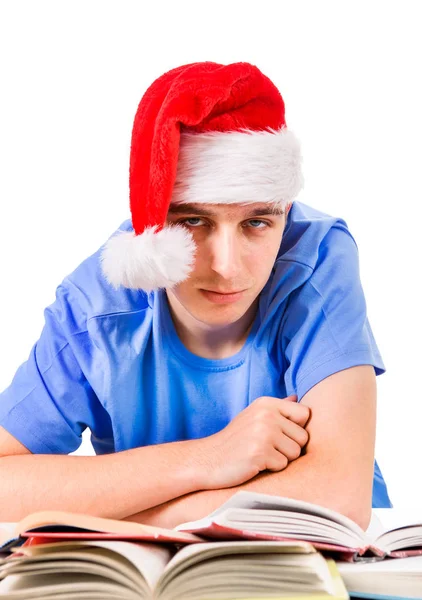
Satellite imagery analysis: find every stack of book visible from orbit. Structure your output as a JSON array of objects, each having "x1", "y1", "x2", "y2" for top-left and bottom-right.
[{"x1": 1, "y1": 491, "x2": 422, "y2": 599}]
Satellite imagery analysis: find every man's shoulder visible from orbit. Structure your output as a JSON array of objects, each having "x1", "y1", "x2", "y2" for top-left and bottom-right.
[
  {"x1": 57, "y1": 219, "x2": 151, "y2": 325},
  {"x1": 278, "y1": 201, "x2": 357, "y2": 270},
  {"x1": 261, "y1": 202, "x2": 359, "y2": 304}
]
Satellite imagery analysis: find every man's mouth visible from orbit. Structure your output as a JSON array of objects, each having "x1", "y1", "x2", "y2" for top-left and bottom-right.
[{"x1": 199, "y1": 289, "x2": 247, "y2": 304}]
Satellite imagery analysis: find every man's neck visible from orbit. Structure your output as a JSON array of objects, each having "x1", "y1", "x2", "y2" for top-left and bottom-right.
[{"x1": 165, "y1": 291, "x2": 258, "y2": 359}]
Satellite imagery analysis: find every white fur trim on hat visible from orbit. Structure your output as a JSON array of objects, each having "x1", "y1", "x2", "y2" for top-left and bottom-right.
[
  {"x1": 100, "y1": 225, "x2": 196, "y2": 291},
  {"x1": 172, "y1": 128, "x2": 303, "y2": 206}
]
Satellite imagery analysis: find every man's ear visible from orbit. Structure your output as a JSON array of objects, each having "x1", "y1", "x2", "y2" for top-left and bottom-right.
[{"x1": 285, "y1": 203, "x2": 292, "y2": 216}]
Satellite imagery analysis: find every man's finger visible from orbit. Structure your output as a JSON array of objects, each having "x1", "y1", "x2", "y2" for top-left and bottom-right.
[{"x1": 278, "y1": 398, "x2": 311, "y2": 427}]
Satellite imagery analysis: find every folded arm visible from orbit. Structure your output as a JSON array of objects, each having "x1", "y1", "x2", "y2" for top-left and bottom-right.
[{"x1": 124, "y1": 365, "x2": 376, "y2": 530}]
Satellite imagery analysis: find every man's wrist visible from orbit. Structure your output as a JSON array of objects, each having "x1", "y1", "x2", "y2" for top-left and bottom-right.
[{"x1": 177, "y1": 436, "x2": 216, "y2": 492}]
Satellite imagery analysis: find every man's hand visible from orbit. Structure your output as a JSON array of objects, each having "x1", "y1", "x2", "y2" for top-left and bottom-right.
[{"x1": 196, "y1": 396, "x2": 310, "y2": 490}]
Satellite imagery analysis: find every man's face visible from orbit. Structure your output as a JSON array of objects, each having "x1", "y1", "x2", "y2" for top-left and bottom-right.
[{"x1": 165, "y1": 202, "x2": 288, "y2": 327}]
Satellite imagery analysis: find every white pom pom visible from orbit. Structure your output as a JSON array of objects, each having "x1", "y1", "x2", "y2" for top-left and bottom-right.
[{"x1": 100, "y1": 225, "x2": 196, "y2": 291}]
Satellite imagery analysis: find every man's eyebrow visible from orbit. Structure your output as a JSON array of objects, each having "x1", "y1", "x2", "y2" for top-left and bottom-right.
[
  {"x1": 245, "y1": 206, "x2": 285, "y2": 217},
  {"x1": 167, "y1": 204, "x2": 285, "y2": 217}
]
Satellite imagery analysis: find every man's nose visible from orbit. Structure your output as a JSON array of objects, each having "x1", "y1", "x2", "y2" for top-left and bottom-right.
[{"x1": 208, "y1": 227, "x2": 242, "y2": 280}]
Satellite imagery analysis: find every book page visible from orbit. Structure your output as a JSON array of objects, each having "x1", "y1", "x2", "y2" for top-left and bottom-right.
[
  {"x1": 339, "y1": 554, "x2": 422, "y2": 574},
  {"x1": 372, "y1": 508, "x2": 422, "y2": 534},
  {"x1": 82, "y1": 540, "x2": 171, "y2": 590},
  {"x1": 1, "y1": 556, "x2": 142, "y2": 592},
  {"x1": 156, "y1": 541, "x2": 337, "y2": 599},
  {"x1": 10, "y1": 540, "x2": 171, "y2": 592},
  {"x1": 337, "y1": 555, "x2": 422, "y2": 598},
  {"x1": 0, "y1": 571, "x2": 138, "y2": 599},
  {"x1": 176, "y1": 491, "x2": 366, "y2": 541},
  {"x1": 13, "y1": 511, "x2": 200, "y2": 544},
  {"x1": 0, "y1": 523, "x2": 16, "y2": 553},
  {"x1": 0, "y1": 524, "x2": 16, "y2": 546},
  {"x1": 367, "y1": 508, "x2": 422, "y2": 552},
  {"x1": 164, "y1": 539, "x2": 315, "y2": 574},
  {"x1": 364, "y1": 512, "x2": 385, "y2": 539}
]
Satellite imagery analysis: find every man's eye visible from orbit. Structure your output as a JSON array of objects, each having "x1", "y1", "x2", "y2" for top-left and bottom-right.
[
  {"x1": 180, "y1": 218, "x2": 204, "y2": 227},
  {"x1": 246, "y1": 220, "x2": 269, "y2": 229},
  {"x1": 177, "y1": 218, "x2": 270, "y2": 229}
]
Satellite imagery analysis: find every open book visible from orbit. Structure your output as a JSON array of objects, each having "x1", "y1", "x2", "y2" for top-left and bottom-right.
[
  {"x1": 0, "y1": 538, "x2": 348, "y2": 600},
  {"x1": 0, "y1": 510, "x2": 201, "y2": 553},
  {"x1": 176, "y1": 491, "x2": 422, "y2": 560}
]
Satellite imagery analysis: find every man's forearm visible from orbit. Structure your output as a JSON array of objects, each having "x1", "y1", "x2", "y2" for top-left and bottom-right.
[
  {"x1": 125, "y1": 450, "x2": 373, "y2": 530},
  {"x1": 0, "y1": 439, "x2": 211, "y2": 521},
  {"x1": 127, "y1": 367, "x2": 377, "y2": 531}
]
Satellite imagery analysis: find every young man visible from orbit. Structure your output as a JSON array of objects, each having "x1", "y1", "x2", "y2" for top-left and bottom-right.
[{"x1": 0, "y1": 62, "x2": 391, "y2": 528}]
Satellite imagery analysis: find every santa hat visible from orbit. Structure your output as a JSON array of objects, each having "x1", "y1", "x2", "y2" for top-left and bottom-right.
[{"x1": 100, "y1": 61, "x2": 303, "y2": 291}]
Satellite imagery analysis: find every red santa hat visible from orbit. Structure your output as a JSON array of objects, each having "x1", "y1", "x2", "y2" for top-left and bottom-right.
[{"x1": 100, "y1": 61, "x2": 303, "y2": 291}]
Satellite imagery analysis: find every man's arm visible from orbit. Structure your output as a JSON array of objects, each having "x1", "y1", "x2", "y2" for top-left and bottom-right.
[
  {"x1": 0, "y1": 394, "x2": 309, "y2": 521},
  {"x1": 124, "y1": 365, "x2": 376, "y2": 530},
  {"x1": 0, "y1": 432, "x2": 214, "y2": 521}
]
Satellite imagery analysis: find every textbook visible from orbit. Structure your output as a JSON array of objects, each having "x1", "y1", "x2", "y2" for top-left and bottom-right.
[
  {"x1": 176, "y1": 491, "x2": 422, "y2": 560},
  {"x1": 0, "y1": 539, "x2": 349, "y2": 599},
  {"x1": 0, "y1": 510, "x2": 201, "y2": 553},
  {"x1": 337, "y1": 554, "x2": 422, "y2": 599}
]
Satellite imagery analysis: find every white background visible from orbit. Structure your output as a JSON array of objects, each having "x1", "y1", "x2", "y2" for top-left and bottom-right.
[{"x1": 0, "y1": 1, "x2": 420, "y2": 508}]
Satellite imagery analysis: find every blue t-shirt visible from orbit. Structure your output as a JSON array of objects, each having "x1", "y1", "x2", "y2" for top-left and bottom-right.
[{"x1": 0, "y1": 201, "x2": 392, "y2": 507}]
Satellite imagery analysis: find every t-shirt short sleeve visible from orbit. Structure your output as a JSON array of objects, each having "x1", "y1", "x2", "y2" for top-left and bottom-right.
[
  {"x1": 282, "y1": 225, "x2": 385, "y2": 401},
  {"x1": 0, "y1": 284, "x2": 108, "y2": 454}
]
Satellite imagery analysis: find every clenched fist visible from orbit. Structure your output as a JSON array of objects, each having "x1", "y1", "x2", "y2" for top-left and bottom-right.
[{"x1": 197, "y1": 396, "x2": 310, "y2": 490}]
